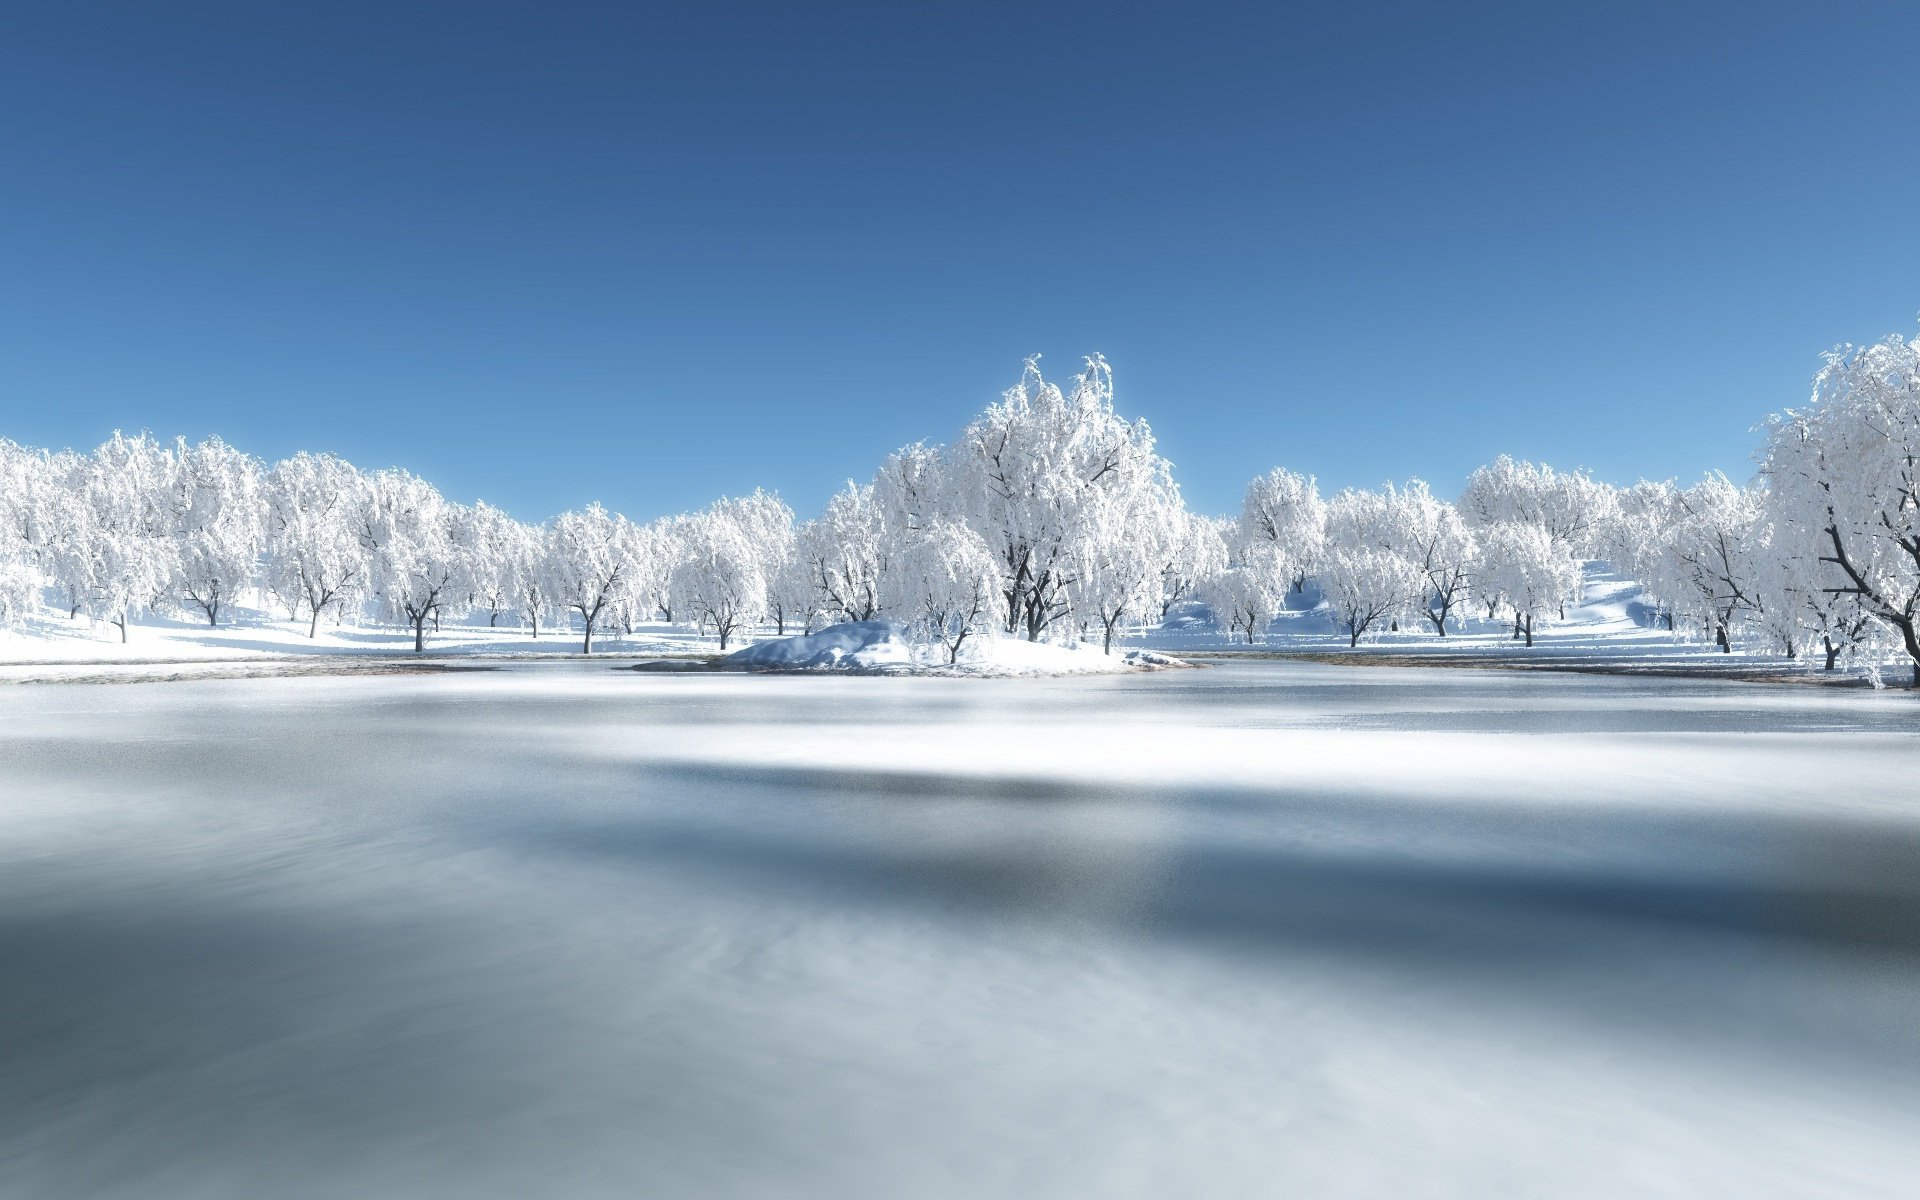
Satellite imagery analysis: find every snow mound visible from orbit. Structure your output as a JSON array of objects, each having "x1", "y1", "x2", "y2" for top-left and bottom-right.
[
  {"x1": 717, "y1": 622, "x2": 1190, "y2": 676},
  {"x1": 719, "y1": 621, "x2": 917, "y2": 672}
]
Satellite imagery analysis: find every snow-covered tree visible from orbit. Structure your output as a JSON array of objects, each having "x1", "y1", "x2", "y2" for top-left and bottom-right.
[
  {"x1": 889, "y1": 519, "x2": 998, "y2": 663},
  {"x1": 69, "y1": 433, "x2": 178, "y2": 642},
  {"x1": 1668, "y1": 473, "x2": 1766, "y2": 653},
  {"x1": 356, "y1": 469, "x2": 472, "y2": 652},
  {"x1": 954, "y1": 354, "x2": 1172, "y2": 641},
  {"x1": 797, "y1": 484, "x2": 886, "y2": 623},
  {"x1": 1473, "y1": 522, "x2": 1582, "y2": 646},
  {"x1": 1460, "y1": 455, "x2": 1616, "y2": 552},
  {"x1": 677, "y1": 496, "x2": 771, "y2": 650},
  {"x1": 1239, "y1": 467, "x2": 1326, "y2": 597},
  {"x1": 462, "y1": 502, "x2": 535, "y2": 629},
  {"x1": 543, "y1": 503, "x2": 638, "y2": 653},
  {"x1": 168, "y1": 437, "x2": 263, "y2": 626},
  {"x1": 1201, "y1": 558, "x2": 1284, "y2": 645},
  {"x1": 1070, "y1": 473, "x2": 1183, "y2": 653},
  {"x1": 265, "y1": 453, "x2": 367, "y2": 637},
  {"x1": 1380, "y1": 479, "x2": 1474, "y2": 636},
  {"x1": 1315, "y1": 489, "x2": 1422, "y2": 646},
  {"x1": 1763, "y1": 333, "x2": 1920, "y2": 687},
  {"x1": 1156, "y1": 510, "x2": 1229, "y2": 619}
]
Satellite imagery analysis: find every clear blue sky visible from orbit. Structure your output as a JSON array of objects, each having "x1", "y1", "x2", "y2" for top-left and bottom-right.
[{"x1": 2, "y1": 2, "x2": 1917, "y2": 522}]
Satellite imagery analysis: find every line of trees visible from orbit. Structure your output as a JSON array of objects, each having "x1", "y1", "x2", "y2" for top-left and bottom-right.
[{"x1": 4, "y1": 334, "x2": 1920, "y2": 683}]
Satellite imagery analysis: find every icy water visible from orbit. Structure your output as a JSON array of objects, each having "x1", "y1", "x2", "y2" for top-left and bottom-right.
[{"x1": 2, "y1": 662, "x2": 1918, "y2": 1198}]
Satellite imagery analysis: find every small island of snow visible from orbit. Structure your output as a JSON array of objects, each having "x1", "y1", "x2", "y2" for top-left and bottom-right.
[{"x1": 714, "y1": 621, "x2": 1188, "y2": 676}]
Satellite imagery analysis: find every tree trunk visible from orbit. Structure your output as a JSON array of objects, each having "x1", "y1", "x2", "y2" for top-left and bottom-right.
[
  {"x1": 1348, "y1": 623, "x2": 1360, "y2": 648},
  {"x1": 489, "y1": 612, "x2": 498, "y2": 627},
  {"x1": 1429, "y1": 611, "x2": 1447, "y2": 636},
  {"x1": 1523, "y1": 613, "x2": 1534, "y2": 647},
  {"x1": 413, "y1": 614, "x2": 426, "y2": 653},
  {"x1": 309, "y1": 607, "x2": 322, "y2": 638},
  {"x1": 115, "y1": 616, "x2": 127, "y2": 643},
  {"x1": 1715, "y1": 625, "x2": 1730, "y2": 653},
  {"x1": 582, "y1": 621, "x2": 593, "y2": 654},
  {"x1": 1824, "y1": 636, "x2": 1840, "y2": 671}
]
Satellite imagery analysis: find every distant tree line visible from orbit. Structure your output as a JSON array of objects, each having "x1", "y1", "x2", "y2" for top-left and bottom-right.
[{"x1": 4, "y1": 334, "x2": 1920, "y2": 683}]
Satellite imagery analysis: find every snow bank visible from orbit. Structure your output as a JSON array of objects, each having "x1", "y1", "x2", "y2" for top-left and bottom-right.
[
  {"x1": 718, "y1": 621, "x2": 1189, "y2": 676},
  {"x1": 718, "y1": 621, "x2": 918, "y2": 672}
]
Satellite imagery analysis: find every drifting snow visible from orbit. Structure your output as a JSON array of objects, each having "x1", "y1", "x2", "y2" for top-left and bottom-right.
[{"x1": 717, "y1": 621, "x2": 1188, "y2": 675}]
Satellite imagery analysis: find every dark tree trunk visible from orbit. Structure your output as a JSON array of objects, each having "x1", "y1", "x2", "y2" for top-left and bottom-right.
[
  {"x1": 309, "y1": 607, "x2": 322, "y2": 638},
  {"x1": 413, "y1": 613, "x2": 427, "y2": 652},
  {"x1": 1523, "y1": 613, "x2": 1534, "y2": 647},
  {"x1": 1824, "y1": 635, "x2": 1840, "y2": 671}
]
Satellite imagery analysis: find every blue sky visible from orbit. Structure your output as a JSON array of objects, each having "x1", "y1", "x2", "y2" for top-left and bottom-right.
[{"x1": 2, "y1": 2, "x2": 1917, "y2": 521}]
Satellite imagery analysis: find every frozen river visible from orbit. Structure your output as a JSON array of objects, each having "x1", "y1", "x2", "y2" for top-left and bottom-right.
[{"x1": 3, "y1": 661, "x2": 1918, "y2": 1198}]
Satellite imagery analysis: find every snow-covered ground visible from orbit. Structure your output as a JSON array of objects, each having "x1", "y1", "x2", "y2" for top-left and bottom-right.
[
  {"x1": 2, "y1": 662, "x2": 1917, "y2": 1198},
  {"x1": 4, "y1": 564, "x2": 1870, "y2": 687},
  {"x1": 1130, "y1": 567, "x2": 1876, "y2": 682}
]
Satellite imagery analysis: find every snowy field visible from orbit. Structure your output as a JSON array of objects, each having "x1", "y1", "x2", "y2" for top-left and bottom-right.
[{"x1": 3, "y1": 662, "x2": 1918, "y2": 1198}]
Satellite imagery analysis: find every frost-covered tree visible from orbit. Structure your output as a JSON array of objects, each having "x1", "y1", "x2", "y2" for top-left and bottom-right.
[
  {"x1": 1316, "y1": 489, "x2": 1422, "y2": 646},
  {"x1": 889, "y1": 519, "x2": 998, "y2": 663},
  {"x1": 1668, "y1": 473, "x2": 1766, "y2": 653},
  {"x1": 462, "y1": 502, "x2": 535, "y2": 629},
  {"x1": 798, "y1": 484, "x2": 886, "y2": 623},
  {"x1": 265, "y1": 453, "x2": 367, "y2": 637},
  {"x1": 1202, "y1": 559, "x2": 1284, "y2": 645},
  {"x1": 677, "y1": 496, "x2": 771, "y2": 650},
  {"x1": 1460, "y1": 455, "x2": 1616, "y2": 551},
  {"x1": 955, "y1": 355, "x2": 1172, "y2": 641},
  {"x1": 1474, "y1": 522, "x2": 1582, "y2": 646},
  {"x1": 543, "y1": 503, "x2": 636, "y2": 653},
  {"x1": 1602, "y1": 479, "x2": 1684, "y2": 630},
  {"x1": 1763, "y1": 333, "x2": 1920, "y2": 687},
  {"x1": 1156, "y1": 510, "x2": 1230, "y2": 619},
  {"x1": 1, "y1": 441, "x2": 60, "y2": 610},
  {"x1": 1071, "y1": 473, "x2": 1184, "y2": 653},
  {"x1": 356, "y1": 470, "x2": 471, "y2": 652},
  {"x1": 68, "y1": 433, "x2": 178, "y2": 642},
  {"x1": 1239, "y1": 467, "x2": 1326, "y2": 597},
  {"x1": 1461, "y1": 455, "x2": 1615, "y2": 615},
  {"x1": 168, "y1": 437, "x2": 263, "y2": 626},
  {"x1": 1380, "y1": 479, "x2": 1474, "y2": 636}
]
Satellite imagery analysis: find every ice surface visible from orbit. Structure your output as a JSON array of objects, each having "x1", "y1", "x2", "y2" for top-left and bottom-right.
[{"x1": 2, "y1": 662, "x2": 1918, "y2": 1197}]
